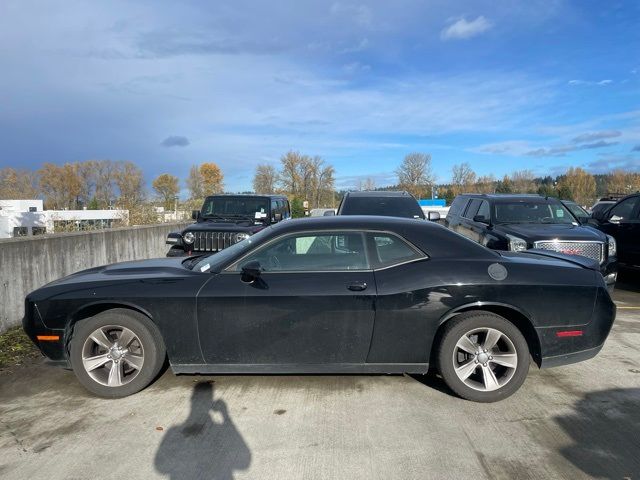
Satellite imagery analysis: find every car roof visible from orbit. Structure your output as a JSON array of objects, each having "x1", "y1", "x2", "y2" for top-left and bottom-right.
[
  {"x1": 265, "y1": 215, "x2": 495, "y2": 259},
  {"x1": 455, "y1": 194, "x2": 560, "y2": 203},
  {"x1": 344, "y1": 190, "x2": 413, "y2": 198},
  {"x1": 204, "y1": 194, "x2": 287, "y2": 199},
  {"x1": 271, "y1": 215, "x2": 430, "y2": 232}
]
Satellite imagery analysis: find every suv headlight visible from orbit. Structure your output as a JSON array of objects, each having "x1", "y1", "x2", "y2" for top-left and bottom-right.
[
  {"x1": 235, "y1": 232, "x2": 250, "y2": 242},
  {"x1": 183, "y1": 232, "x2": 195, "y2": 244},
  {"x1": 506, "y1": 234, "x2": 528, "y2": 252},
  {"x1": 607, "y1": 234, "x2": 617, "y2": 258}
]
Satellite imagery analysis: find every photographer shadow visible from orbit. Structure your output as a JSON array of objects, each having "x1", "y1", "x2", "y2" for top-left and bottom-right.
[{"x1": 155, "y1": 381, "x2": 251, "y2": 480}]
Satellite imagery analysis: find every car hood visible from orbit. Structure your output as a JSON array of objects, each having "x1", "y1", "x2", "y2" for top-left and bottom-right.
[
  {"x1": 494, "y1": 223, "x2": 606, "y2": 242},
  {"x1": 31, "y1": 257, "x2": 201, "y2": 295},
  {"x1": 185, "y1": 221, "x2": 264, "y2": 232}
]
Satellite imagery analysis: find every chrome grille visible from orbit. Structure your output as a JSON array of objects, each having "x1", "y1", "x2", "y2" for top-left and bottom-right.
[
  {"x1": 533, "y1": 240, "x2": 604, "y2": 263},
  {"x1": 192, "y1": 232, "x2": 237, "y2": 252}
]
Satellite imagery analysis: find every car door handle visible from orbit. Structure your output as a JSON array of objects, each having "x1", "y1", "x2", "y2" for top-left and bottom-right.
[{"x1": 347, "y1": 282, "x2": 367, "y2": 291}]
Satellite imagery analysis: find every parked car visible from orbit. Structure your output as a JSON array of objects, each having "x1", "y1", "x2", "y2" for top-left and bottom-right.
[
  {"x1": 166, "y1": 194, "x2": 290, "y2": 256},
  {"x1": 445, "y1": 194, "x2": 617, "y2": 290},
  {"x1": 337, "y1": 190, "x2": 441, "y2": 221},
  {"x1": 590, "y1": 197, "x2": 619, "y2": 216},
  {"x1": 309, "y1": 208, "x2": 336, "y2": 217},
  {"x1": 561, "y1": 200, "x2": 590, "y2": 224},
  {"x1": 24, "y1": 216, "x2": 615, "y2": 402},
  {"x1": 589, "y1": 193, "x2": 640, "y2": 267}
]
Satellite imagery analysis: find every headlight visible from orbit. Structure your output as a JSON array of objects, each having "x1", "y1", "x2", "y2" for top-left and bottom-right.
[
  {"x1": 235, "y1": 232, "x2": 250, "y2": 242},
  {"x1": 506, "y1": 234, "x2": 528, "y2": 252},
  {"x1": 183, "y1": 232, "x2": 195, "y2": 244},
  {"x1": 607, "y1": 234, "x2": 617, "y2": 257}
]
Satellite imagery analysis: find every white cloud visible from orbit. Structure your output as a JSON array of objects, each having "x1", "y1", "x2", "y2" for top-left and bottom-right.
[
  {"x1": 441, "y1": 16, "x2": 493, "y2": 41},
  {"x1": 568, "y1": 79, "x2": 613, "y2": 86},
  {"x1": 330, "y1": 3, "x2": 373, "y2": 27}
]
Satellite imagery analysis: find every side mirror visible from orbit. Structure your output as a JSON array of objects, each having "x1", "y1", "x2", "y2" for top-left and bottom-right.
[
  {"x1": 427, "y1": 211, "x2": 441, "y2": 222},
  {"x1": 323, "y1": 210, "x2": 335, "y2": 216},
  {"x1": 192, "y1": 210, "x2": 201, "y2": 220},
  {"x1": 273, "y1": 213, "x2": 283, "y2": 222},
  {"x1": 473, "y1": 215, "x2": 489, "y2": 224},
  {"x1": 241, "y1": 260, "x2": 262, "y2": 283}
]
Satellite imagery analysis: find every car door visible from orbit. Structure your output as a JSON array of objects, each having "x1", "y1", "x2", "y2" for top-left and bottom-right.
[
  {"x1": 459, "y1": 199, "x2": 481, "y2": 240},
  {"x1": 600, "y1": 196, "x2": 640, "y2": 265},
  {"x1": 467, "y1": 200, "x2": 490, "y2": 243},
  {"x1": 196, "y1": 230, "x2": 376, "y2": 365}
]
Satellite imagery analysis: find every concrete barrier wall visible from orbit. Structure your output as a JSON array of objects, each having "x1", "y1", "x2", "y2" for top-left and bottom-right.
[{"x1": 0, "y1": 223, "x2": 188, "y2": 332}]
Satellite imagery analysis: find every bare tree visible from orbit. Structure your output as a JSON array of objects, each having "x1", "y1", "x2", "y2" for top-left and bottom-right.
[
  {"x1": 253, "y1": 164, "x2": 278, "y2": 194},
  {"x1": 279, "y1": 151, "x2": 304, "y2": 197},
  {"x1": 0, "y1": 168, "x2": 39, "y2": 199},
  {"x1": 395, "y1": 153, "x2": 435, "y2": 199},
  {"x1": 510, "y1": 170, "x2": 537, "y2": 193},
  {"x1": 186, "y1": 165, "x2": 204, "y2": 200},
  {"x1": 475, "y1": 174, "x2": 496, "y2": 194},
  {"x1": 362, "y1": 177, "x2": 375, "y2": 191},
  {"x1": 451, "y1": 162, "x2": 477, "y2": 195}
]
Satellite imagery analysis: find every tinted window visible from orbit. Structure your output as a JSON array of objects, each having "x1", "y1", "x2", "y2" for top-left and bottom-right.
[
  {"x1": 369, "y1": 233, "x2": 424, "y2": 268},
  {"x1": 591, "y1": 202, "x2": 615, "y2": 216},
  {"x1": 448, "y1": 196, "x2": 467, "y2": 217},
  {"x1": 341, "y1": 196, "x2": 425, "y2": 219},
  {"x1": 201, "y1": 196, "x2": 269, "y2": 221},
  {"x1": 235, "y1": 232, "x2": 368, "y2": 271},
  {"x1": 494, "y1": 201, "x2": 575, "y2": 224},
  {"x1": 463, "y1": 199, "x2": 481, "y2": 219},
  {"x1": 609, "y1": 197, "x2": 639, "y2": 222},
  {"x1": 476, "y1": 200, "x2": 490, "y2": 220}
]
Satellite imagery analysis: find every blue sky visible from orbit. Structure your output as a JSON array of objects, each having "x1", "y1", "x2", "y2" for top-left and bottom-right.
[{"x1": 0, "y1": 0, "x2": 639, "y2": 192}]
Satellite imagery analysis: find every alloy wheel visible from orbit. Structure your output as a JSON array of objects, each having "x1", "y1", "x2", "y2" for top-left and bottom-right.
[
  {"x1": 451, "y1": 327, "x2": 518, "y2": 392},
  {"x1": 81, "y1": 325, "x2": 145, "y2": 387}
]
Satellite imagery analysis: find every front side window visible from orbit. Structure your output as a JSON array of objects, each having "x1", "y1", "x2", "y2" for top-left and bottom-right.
[
  {"x1": 369, "y1": 233, "x2": 424, "y2": 268},
  {"x1": 463, "y1": 199, "x2": 481, "y2": 219},
  {"x1": 476, "y1": 201, "x2": 490, "y2": 221},
  {"x1": 233, "y1": 232, "x2": 369, "y2": 272},
  {"x1": 609, "y1": 197, "x2": 639, "y2": 222}
]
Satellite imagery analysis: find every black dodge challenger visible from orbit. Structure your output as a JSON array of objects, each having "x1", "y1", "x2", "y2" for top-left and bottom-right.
[{"x1": 23, "y1": 216, "x2": 616, "y2": 402}]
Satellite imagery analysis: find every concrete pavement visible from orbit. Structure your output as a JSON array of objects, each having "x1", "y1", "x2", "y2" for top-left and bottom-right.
[{"x1": 1, "y1": 281, "x2": 639, "y2": 479}]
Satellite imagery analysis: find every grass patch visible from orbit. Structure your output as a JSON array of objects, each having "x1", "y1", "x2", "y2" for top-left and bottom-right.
[{"x1": 0, "y1": 326, "x2": 40, "y2": 368}]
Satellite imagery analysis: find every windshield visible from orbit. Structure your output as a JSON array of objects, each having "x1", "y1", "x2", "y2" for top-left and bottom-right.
[
  {"x1": 341, "y1": 196, "x2": 425, "y2": 219},
  {"x1": 494, "y1": 201, "x2": 576, "y2": 224},
  {"x1": 189, "y1": 227, "x2": 274, "y2": 272},
  {"x1": 563, "y1": 202, "x2": 588, "y2": 219},
  {"x1": 201, "y1": 196, "x2": 270, "y2": 221}
]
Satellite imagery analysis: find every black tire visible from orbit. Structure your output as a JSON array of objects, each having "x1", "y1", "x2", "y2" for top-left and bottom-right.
[
  {"x1": 69, "y1": 309, "x2": 166, "y2": 398},
  {"x1": 437, "y1": 311, "x2": 529, "y2": 403}
]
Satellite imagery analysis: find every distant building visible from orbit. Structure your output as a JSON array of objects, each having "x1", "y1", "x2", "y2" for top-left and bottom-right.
[{"x1": 0, "y1": 200, "x2": 129, "y2": 239}]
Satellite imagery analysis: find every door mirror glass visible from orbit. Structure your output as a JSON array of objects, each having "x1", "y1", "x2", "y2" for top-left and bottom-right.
[
  {"x1": 473, "y1": 215, "x2": 489, "y2": 224},
  {"x1": 427, "y1": 211, "x2": 440, "y2": 222},
  {"x1": 273, "y1": 212, "x2": 283, "y2": 222},
  {"x1": 241, "y1": 260, "x2": 262, "y2": 283},
  {"x1": 192, "y1": 210, "x2": 200, "y2": 220},
  {"x1": 323, "y1": 210, "x2": 335, "y2": 216}
]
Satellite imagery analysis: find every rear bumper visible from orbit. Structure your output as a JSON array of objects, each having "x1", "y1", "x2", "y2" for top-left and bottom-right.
[
  {"x1": 540, "y1": 343, "x2": 603, "y2": 368},
  {"x1": 537, "y1": 286, "x2": 616, "y2": 368}
]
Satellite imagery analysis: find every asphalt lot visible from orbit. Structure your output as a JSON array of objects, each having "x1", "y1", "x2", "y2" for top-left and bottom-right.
[{"x1": 1, "y1": 271, "x2": 639, "y2": 480}]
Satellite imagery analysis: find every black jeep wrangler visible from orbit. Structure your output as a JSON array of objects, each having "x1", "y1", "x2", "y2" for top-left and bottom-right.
[{"x1": 166, "y1": 194, "x2": 290, "y2": 256}]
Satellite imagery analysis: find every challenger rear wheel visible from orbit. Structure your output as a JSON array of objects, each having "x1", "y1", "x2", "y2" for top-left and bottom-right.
[
  {"x1": 437, "y1": 312, "x2": 530, "y2": 402},
  {"x1": 69, "y1": 309, "x2": 165, "y2": 398}
]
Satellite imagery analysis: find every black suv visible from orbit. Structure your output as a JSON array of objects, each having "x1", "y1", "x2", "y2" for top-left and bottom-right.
[
  {"x1": 445, "y1": 194, "x2": 617, "y2": 288},
  {"x1": 337, "y1": 190, "x2": 441, "y2": 221},
  {"x1": 166, "y1": 194, "x2": 290, "y2": 256},
  {"x1": 589, "y1": 192, "x2": 640, "y2": 267}
]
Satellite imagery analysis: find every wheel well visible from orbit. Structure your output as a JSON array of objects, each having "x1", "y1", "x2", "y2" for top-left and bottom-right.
[
  {"x1": 64, "y1": 303, "x2": 153, "y2": 356},
  {"x1": 430, "y1": 305, "x2": 542, "y2": 368}
]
